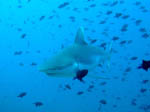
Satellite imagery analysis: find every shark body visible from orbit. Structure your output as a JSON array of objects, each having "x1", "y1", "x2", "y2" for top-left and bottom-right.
[{"x1": 39, "y1": 27, "x2": 111, "y2": 78}]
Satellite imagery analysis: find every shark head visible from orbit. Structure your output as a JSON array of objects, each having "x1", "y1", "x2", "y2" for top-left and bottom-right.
[{"x1": 38, "y1": 27, "x2": 112, "y2": 78}]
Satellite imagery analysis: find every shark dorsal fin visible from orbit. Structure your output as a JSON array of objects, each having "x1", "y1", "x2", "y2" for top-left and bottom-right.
[{"x1": 75, "y1": 27, "x2": 87, "y2": 45}]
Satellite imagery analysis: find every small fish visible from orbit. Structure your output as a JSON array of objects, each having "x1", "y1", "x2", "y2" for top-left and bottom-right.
[
  {"x1": 21, "y1": 33, "x2": 26, "y2": 39},
  {"x1": 99, "y1": 20, "x2": 106, "y2": 24},
  {"x1": 30, "y1": 62, "x2": 37, "y2": 66},
  {"x1": 138, "y1": 60, "x2": 150, "y2": 71},
  {"x1": 125, "y1": 67, "x2": 131, "y2": 72},
  {"x1": 14, "y1": 51, "x2": 22, "y2": 55},
  {"x1": 114, "y1": 13, "x2": 122, "y2": 18},
  {"x1": 130, "y1": 56, "x2": 138, "y2": 60},
  {"x1": 139, "y1": 28, "x2": 146, "y2": 32},
  {"x1": 65, "y1": 84, "x2": 71, "y2": 90},
  {"x1": 89, "y1": 4, "x2": 96, "y2": 8},
  {"x1": 106, "y1": 10, "x2": 112, "y2": 15},
  {"x1": 99, "y1": 99, "x2": 107, "y2": 104},
  {"x1": 121, "y1": 24, "x2": 128, "y2": 32},
  {"x1": 17, "y1": 92, "x2": 27, "y2": 98},
  {"x1": 33, "y1": 102, "x2": 43, "y2": 107},
  {"x1": 58, "y1": 2, "x2": 69, "y2": 9},
  {"x1": 142, "y1": 33, "x2": 149, "y2": 38},
  {"x1": 122, "y1": 15, "x2": 130, "y2": 19},
  {"x1": 112, "y1": 36, "x2": 119, "y2": 41},
  {"x1": 142, "y1": 80, "x2": 149, "y2": 84},
  {"x1": 110, "y1": 1, "x2": 118, "y2": 7},
  {"x1": 134, "y1": 1, "x2": 141, "y2": 6},
  {"x1": 77, "y1": 91, "x2": 84, "y2": 95},
  {"x1": 139, "y1": 104, "x2": 150, "y2": 111},
  {"x1": 69, "y1": 16, "x2": 75, "y2": 22},
  {"x1": 90, "y1": 39, "x2": 97, "y2": 44},
  {"x1": 87, "y1": 84, "x2": 94, "y2": 92},
  {"x1": 39, "y1": 16, "x2": 45, "y2": 21},
  {"x1": 100, "y1": 81, "x2": 107, "y2": 86},
  {"x1": 140, "y1": 88, "x2": 147, "y2": 93},
  {"x1": 120, "y1": 40, "x2": 127, "y2": 45},
  {"x1": 131, "y1": 98, "x2": 137, "y2": 106},
  {"x1": 19, "y1": 62, "x2": 24, "y2": 66},
  {"x1": 74, "y1": 69, "x2": 88, "y2": 82},
  {"x1": 135, "y1": 19, "x2": 142, "y2": 26}
]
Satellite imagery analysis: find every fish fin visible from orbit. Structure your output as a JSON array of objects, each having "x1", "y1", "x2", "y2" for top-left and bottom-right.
[{"x1": 75, "y1": 27, "x2": 87, "y2": 45}]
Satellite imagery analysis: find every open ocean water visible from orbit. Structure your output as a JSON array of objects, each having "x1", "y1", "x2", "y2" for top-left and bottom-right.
[{"x1": 0, "y1": 0, "x2": 150, "y2": 112}]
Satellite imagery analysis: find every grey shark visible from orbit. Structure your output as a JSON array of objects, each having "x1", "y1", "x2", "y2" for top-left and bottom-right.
[{"x1": 38, "y1": 27, "x2": 112, "y2": 78}]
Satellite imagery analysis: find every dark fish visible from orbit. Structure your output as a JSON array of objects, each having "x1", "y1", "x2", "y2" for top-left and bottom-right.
[
  {"x1": 130, "y1": 56, "x2": 138, "y2": 60},
  {"x1": 77, "y1": 91, "x2": 84, "y2": 95},
  {"x1": 113, "y1": 104, "x2": 117, "y2": 108},
  {"x1": 88, "y1": 85, "x2": 94, "y2": 89},
  {"x1": 139, "y1": 28, "x2": 146, "y2": 32},
  {"x1": 120, "y1": 0, "x2": 124, "y2": 4},
  {"x1": 131, "y1": 98, "x2": 137, "y2": 106},
  {"x1": 39, "y1": 16, "x2": 45, "y2": 21},
  {"x1": 87, "y1": 84, "x2": 94, "y2": 92},
  {"x1": 58, "y1": 2, "x2": 69, "y2": 9},
  {"x1": 112, "y1": 36, "x2": 119, "y2": 41},
  {"x1": 21, "y1": 33, "x2": 26, "y2": 39},
  {"x1": 121, "y1": 24, "x2": 128, "y2": 32},
  {"x1": 99, "y1": 99, "x2": 107, "y2": 104},
  {"x1": 19, "y1": 62, "x2": 24, "y2": 66},
  {"x1": 100, "y1": 42, "x2": 107, "y2": 48},
  {"x1": 127, "y1": 40, "x2": 132, "y2": 44},
  {"x1": 135, "y1": 19, "x2": 142, "y2": 26},
  {"x1": 14, "y1": 51, "x2": 22, "y2": 55},
  {"x1": 89, "y1": 4, "x2": 96, "y2": 8},
  {"x1": 140, "y1": 88, "x2": 147, "y2": 93},
  {"x1": 139, "y1": 104, "x2": 150, "y2": 111},
  {"x1": 138, "y1": 60, "x2": 150, "y2": 71},
  {"x1": 74, "y1": 69, "x2": 88, "y2": 82},
  {"x1": 17, "y1": 92, "x2": 27, "y2": 98},
  {"x1": 99, "y1": 20, "x2": 106, "y2": 24},
  {"x1": 58, "y1": 24, "x2": 62, "y2": 28},
  {"x1": 142, "y1": 80, "x2": 149, "y2": 84},
  {"x1": 114, "y1": 13, "x2": 122, "y2": 18},
  {"x1": 122, "y1": 15, "x2": 130, "y2": 19},
  {"x1": 65, "y1": 84, "x2": 71, "y2": 90},
  {"x1": 30, "y1": 62, "x2": 37, "y2": 66},
  {"x1": 33, "y1": 102, "x2": 43, "y2": 107},
  {"x1": 17, "y1": 28, "x2": 22, "y2": 32},
  {"x1": 90, "y1": 39, "x2": 97, "y2": 44},
  {"x1": 120, "y1": 40, "x2": 127, "y2": 45},
  {"x1": 110, "y1": 1, "x2": 118, "y2": 7},
  {"x1": 125, "y1": 67, "x2": 131, "y2": 72},
  {"x1": 100, "y1": 81, "x2": 107, "y2": 86},
  {"x1": 135, "y1": 1, "x2": 141, "y2": 6},
  {"x1": 142, "y1": 33, "x2": 149, "y2": 38},
  {"x1": 48, "y1": 15, "x2": 54, "y2": 19},
  {"x1": 106, "y1": 10, "x2": 112, "y2": 15},
  {"x1": 69, "y1": 16, "x2": 75, "y2": 22}
]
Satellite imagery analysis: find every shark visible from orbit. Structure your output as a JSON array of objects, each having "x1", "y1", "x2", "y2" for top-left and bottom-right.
[{"x1": 38, "y1": 27, "x2": 112, "y2": 78}]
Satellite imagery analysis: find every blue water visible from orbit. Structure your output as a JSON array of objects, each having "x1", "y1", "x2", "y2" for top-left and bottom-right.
[{"x1": 0, "y1": 0, "x2": 150, "y2": 112}]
